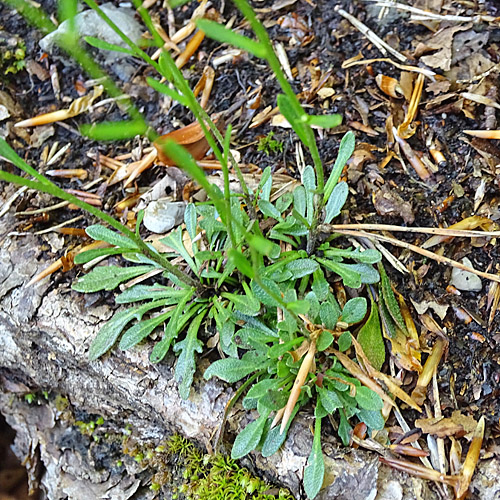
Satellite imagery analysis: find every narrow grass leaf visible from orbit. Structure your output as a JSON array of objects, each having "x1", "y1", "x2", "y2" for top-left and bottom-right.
[
  {"x1": 306, "y1": 113, "x2": 342, "y2": 129},
  {"x1": 228, "y1": 249, "x2": 254, "y2": 278},
  {"x1": 197, "y1": 19, "x2": 266, "y2": 58},
  {"x1": 80, "y1": 120, "x2": 147, "y2": 140},
  {"x1": 146, "y1": 77, "x2": 188, "y2": 106},
  {"x1": 84, "y1": 36, "x2": 135, "y2": 55}
]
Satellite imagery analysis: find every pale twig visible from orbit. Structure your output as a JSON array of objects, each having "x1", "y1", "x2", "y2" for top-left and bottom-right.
[
  {"x1": 34, "y1": 215, "x2": 84, "y2": 235},
  {"x1": 322, "y1": 228, "x2": 500, "y2": 283},
  {"x1": 364, "y1": 0, "x2": 495, "y2": 23},
  {"x1": 342, "y1": 57, "x2": 436, "y2": 78},
  {"x1": 0, "y1": 186, "x2": 28, "y2": 218},
  {"x1": 320, "y1": 223, "x2": 500, "y2": 238},
  {"x1": 337, "y1": 8, "x2": 407, "y2": 62}
]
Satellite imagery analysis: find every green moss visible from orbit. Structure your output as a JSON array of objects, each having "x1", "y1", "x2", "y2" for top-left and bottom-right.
[
  {"x1": 257, "y1": 132, "x2": 284, "y2": 155},
  {"x1": 166, "y1": 435, "x2": 295, "y2": 500},
  {"x1": 0, "y1": 37, "x2": 26, "y2": 75}
]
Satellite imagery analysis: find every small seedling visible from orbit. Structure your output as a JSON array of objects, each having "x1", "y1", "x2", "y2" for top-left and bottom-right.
[{"x1": 257, "y1": 132, "x2": 283, "y2": 155}]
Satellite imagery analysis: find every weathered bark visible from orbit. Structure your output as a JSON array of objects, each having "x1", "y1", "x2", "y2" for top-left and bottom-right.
[{"x1": 1, "y1": 210, "x2": 499, "y2": 500}]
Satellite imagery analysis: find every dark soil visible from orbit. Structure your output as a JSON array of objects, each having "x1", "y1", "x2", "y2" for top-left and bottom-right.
[{"x1": 1, "y1": 0, "x2": 500, "y2": 497}]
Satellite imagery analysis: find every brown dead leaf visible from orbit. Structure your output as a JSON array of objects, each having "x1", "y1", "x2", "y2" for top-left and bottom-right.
[
  {"x1": 415, "y1": 413, "x2": 474, "y2": 438},
  {"x1": 372, "y1": 185, "x2": 415, "y2": 223},
  {"x1": 419, "y1": 24, "x2": 471, "y2": 71}
]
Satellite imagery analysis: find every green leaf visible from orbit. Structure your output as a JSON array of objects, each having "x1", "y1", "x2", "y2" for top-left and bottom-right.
[
  {"x1": 355, "y1": 386, "x2": 384, "y2": 411},
  {"x1": 341, "y1": 297, "x2": 367, "y2": 324},
  {"x1": 257, "y1": 166, "x2": 272, "y2": 201},
  {"x1": 160, "y1": 227, "x2": 198, "y2": 274},
  {"x1": 85, "y1": 224, "x2": 140, "y2": 249},
  {"x1": 149, "y1": 290, "x2": 196, "y2": 363},
  {"x1": 231, "y1": 410, "x2": 270, "y2": 460},
  {"x1": 74, "y1": 247, "x2": 135, "y2": 264},
  {"x1": 378, "y1": 263, "x2": 408, "y2": 334},
  {"x1": 245, "y1": 379, "x2": 278, "y2": 400},
  {"x1": 221, "y1": 290, "x2": 260, "y2": 316},
  {"x1": 184, "y1": 203, "x2": 197, "y2": 240},
  {"x1": 197, "y1": 18, "x2": 266, "y2": 58},
  {"x1": 324, "y1": 131, "x2": 355, "y2": 202},
  {"x1": 318, "y1": 387, "x2": 343, "y2": 413},
  {"x1": 84, "y1": 35, "x2": 134, "y2": 55},
  {"x1": 303, "y1": 417, "x2": 324, "y2": 499},
  {"x1": 316, "y1": 331, "x2": 333, "y2": 351},
  {"x1": 357, "y1": 409, "x2": 385, "y2": 430},
  {"x1": 316, "y1": 258, "x2": 362, "y2": 289},
  {"x1": 285, "y1": 258, "x2": 319, "y2": 279},
  {"x1": 174, "y1": 310, "x2": 207, "y2": 399},
  {"x1": 338, "y1": 331, "x2": 352, "y2": 352},
  {"x1": 116, "y1": 284, "x2": 188, "y2": 304},
  {"x1": 277, "y1": 94, "x2": 310, "y2": 147},
  {"x1": 324, "y1": 181, "x2": 348, "y2": 223},
  {"x1": 88, "y1": 300, "x2": 167, "y2": 360},
  {"x1": 204, "y1": 356, "x2": 260, "y2": 383},
  {"x1": 306, "y1": 113, "x2": 342, "y2": 129},
  {"x1": 338, "y1": 410, "x2": 352, "y2": 446},
  {"x1": 258, "y1": 199, "x2": 281, "y2": 220},
  {"x1": 261, "y1": 405, "x2": 300, "y2": 457},
  {"x1": 293, "y1": 185, "x2": 307, "y2": 218},
  {"x1": 251, "y1": 278, "x2": 282, "y2": 308},
  {"x1": 319, "y1": 301, "x2": 339, "y2": 330},
  {"x1": 119, "y1": 310, "x2": 172, "y2": 350},
  {"x1": 286, "y1": 300, "x2": 310, "y2": 315},
  {"x1": 267, "y1": 337, "x2": 304, "y2": 358},
  {"x1": 357, "y1": 297, "x2": 385, "y2": 370},
  {"x1": 312, "y1": 269, "x2": 329, "y2": 301},
  {"x1": 80, "y1": 120, "x2": 147, "y2": 141},
  {"x1": 323, "y1": 247, "x2": 382, "y2": 264},
  {"x1": 228, "y1": 249, "x2": 254, "y2": 278},
  {"x1": 72, "y1": 265, "x2": 156, "y2": 293},
  {"x1": 349, "y1": 263, "x2": 380, "y2": 284},
  {"x1": 302, "y1": 165, "x2": 316, "y2": 224},
  {"x1": 247, "y1": 233, "x2": 281, "y2": 259}
]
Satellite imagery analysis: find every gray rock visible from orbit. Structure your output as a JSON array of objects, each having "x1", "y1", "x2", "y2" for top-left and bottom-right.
[
  {"x1": 143, "y1": 199, "x2": 187, "y2": 234},
  {"x1": 39, "y1": 3, "x2": 143, "y2": 81},
  {"x1": 450, "y1": 257, "x2": 483, "y2": 292}
]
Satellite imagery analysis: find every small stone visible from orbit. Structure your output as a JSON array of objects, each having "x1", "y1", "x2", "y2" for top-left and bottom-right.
[
  {"x1": 0, "y1": 105, "x2": 10, "y2": 121},
  {"x1": 450, "y1": 257, "x2": 482, "y2": 292},
  {"x1": 143, "y1": 199, "x2": 186, "y2": 234}
]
